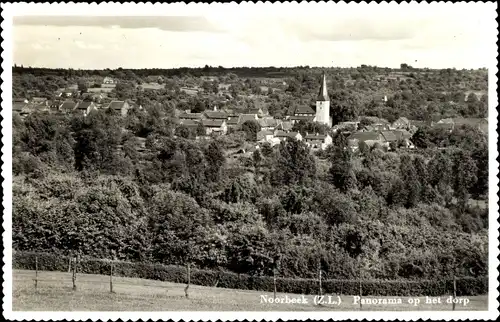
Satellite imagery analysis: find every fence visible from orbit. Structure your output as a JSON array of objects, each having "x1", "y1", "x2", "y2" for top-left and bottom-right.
[{"x1": 15, "y1": 251, "x2": 487, "y2": 307}]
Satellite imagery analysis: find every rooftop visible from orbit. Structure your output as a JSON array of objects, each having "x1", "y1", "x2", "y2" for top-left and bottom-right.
[
  {"x1": 202, "y1": 119, "x2": 225, "y2": 127},
  {"x1": 317, "y1": 73, "x2": 329, "y2": 101},
  {"x1": 349, "y1": 131, "x2": 383, "y2": 142},
  {"x1": 108, "y1": 101, "x2": 127, "y2": 110}
]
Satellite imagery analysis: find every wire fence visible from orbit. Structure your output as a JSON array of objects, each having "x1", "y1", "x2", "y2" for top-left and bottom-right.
[{"x1": 21, "y1": 254, "x2": 474, "y2": 311}]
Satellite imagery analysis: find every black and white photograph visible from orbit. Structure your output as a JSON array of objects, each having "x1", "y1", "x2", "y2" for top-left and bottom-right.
[{"x1": 2, "y1": 2, "x2": 498, "y2": 321}]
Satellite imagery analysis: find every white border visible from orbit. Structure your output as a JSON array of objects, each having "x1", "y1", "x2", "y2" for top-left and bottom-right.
[{"x1": 2, "y1": 2, "x2": 499, "y2": 321}]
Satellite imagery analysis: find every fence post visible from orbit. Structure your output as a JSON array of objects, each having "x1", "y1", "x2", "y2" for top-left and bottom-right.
[
  {"x1": 358, "y1": 258, "x2": 362, "y2": 311},
  {"x1": 72, "y1": 257, "x2": 77, "y2": 291},
  {"x1": 109, "y1": 261, "x2": 114, "y2": 293},
  {"x1": 34, "y1": 256, "x2": 38, "y2": 290},
  {"x1": 184, "y1": 263, "x2": 190, "y2": 299},
  {"x1": 452, "y1": 276, "x2": 457, "y2": 311},
  {"x1": 359, "y1": 278, "x2": 363, "y2": 310},
  {"x1": 318, "y1": 268, "x2": 323, "y2": 297},
  {"x1": 273, "y1": 269, "x2": 277, "y2": 300}
]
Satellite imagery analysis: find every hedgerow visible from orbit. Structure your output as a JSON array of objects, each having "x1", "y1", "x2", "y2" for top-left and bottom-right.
[{"x1": 13, "y1": 251, "x2": 487, "y2": 296}]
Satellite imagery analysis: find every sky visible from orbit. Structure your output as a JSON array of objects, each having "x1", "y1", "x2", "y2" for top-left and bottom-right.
[{"x1": 10, "y1": 2, "x2": 498, "y2": 69}]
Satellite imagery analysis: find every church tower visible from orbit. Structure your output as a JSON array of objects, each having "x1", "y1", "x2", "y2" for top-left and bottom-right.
[{"x1": 316, "y1": 72, "x2": 331, "y2": 127}]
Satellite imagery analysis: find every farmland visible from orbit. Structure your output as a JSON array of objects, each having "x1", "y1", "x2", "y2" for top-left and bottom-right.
[{"x1": 13, "y1": 270, "x2": 488, "y2": 311}]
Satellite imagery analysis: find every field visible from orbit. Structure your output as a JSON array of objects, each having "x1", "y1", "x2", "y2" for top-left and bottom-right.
[{"x1": 13, "y1": 270, "x2": 487, "y2": 311}]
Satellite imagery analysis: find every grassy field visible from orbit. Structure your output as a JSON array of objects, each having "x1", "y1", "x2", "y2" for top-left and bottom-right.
[{"x1": 13, "y1": 270, "x2": 487, "y2": 311}]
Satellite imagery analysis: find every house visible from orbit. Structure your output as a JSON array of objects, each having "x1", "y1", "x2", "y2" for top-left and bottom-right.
[
  {"x1": 257, "y1": 130, "x2": 275, "y2": 143},
  {"x1": 348, "y1": 131, "x2": 385, "y2": 150},
  {"x1": 452, "y1": 118, "x2": 488, "y2": 134},
  {"x1": 59, "y1": 90, "x2": 74, "y2": 98},
  {"x1": 365, "y1": 123, "x2": 391, "y2": 132},
  {"x1": 393, "y1": 130, "x2": 414, "y2": 149},
  {"x1": 59, "y1": 100, "x2": 79, "y2": 113},
  {"x1": 333, "y1": 121, "x2": 359, "y2": 133},
  {"x1": 32, "y1": 102, "x2": 51, "y2": 113},
  {"x1": 303, "y1": 133, "x2": 333, "y2": 150},
  {"x1": 103, "y1": 76, "x2": 116, "y2": 84},
  {"x1": 13, "y1": 102, "x2": 31, "y2": 117},
  {"x1": 178, "y1": 112, "x2": 204, "y2": 120},
  {"x1": 48, "y1": 100, "x2": 62, "y2": 112},
  {"x1": 289, "y1": 115, "x2": 317, "y2": 124},
  {"x1": 293, "y1": 105, "x2": 316, "y2": 117},
  {"x1": 226, "y1": 118, "x2": 240, "y2": 130},
  {"x1": 242, "y1": 107, "x2": 266, "y2": 117},
  {"x1": 129, "y1": 101, "x2": 143, "y2": 111},
  {"x1": 258, "y1": 117, "x2": 281, "y2": 131},
  {"x1": 409, "y1": 119, "x2": 433, "y2": 128},
  {"x1": 437, "y1": 118, "x2": 454, "y2": 124},
  {"x1": 179, "y1": 119, "x2": 201, "y2": 130},
  {"x1": 90, "y1": 93, "x2": 105, "y2": 103},
  {"x1": 238, "y1": 114, "x2": 259, "y2": 125},
  {"x1": 381, "y1": 131, "x2": 399, "y2": 143},
  {"x1": 75, "y1": 101, "x2": 97, "y2": 116},
  {"x1": 107, "y1": 101, "x2": 131, "y2": 116},
  {"x1": 276, "y1": 121, "x2": 293, "y2": 132},
  {"x1": 204, "y1": 110, "x2": 228, "y2": 120},
  {"x1": 432, "y1": 122, "x2": 454, "y2": 133},
  {"x1": 391, "y1": 117, "x2": 410, "y2": 129},
  {"x1": 13, "y1": 98, "x2": 29, "y2": 104},
  {"x1": 201, "y1": 119, "x2": 227, "y2": 135},
  {"x1": 274, "y1": 130, "x2": 303, "y2": 142},
  {"x1": 30, "y1": 97, "x2": 48, "y2": 105},
  {"x1": 393, "y1": 130, "x2": 412, "y2": 141}
]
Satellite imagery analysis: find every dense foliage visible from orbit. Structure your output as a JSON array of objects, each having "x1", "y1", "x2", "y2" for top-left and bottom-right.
[{"x1": 12, "y1": 66, "x2": 489, "y2": 283}]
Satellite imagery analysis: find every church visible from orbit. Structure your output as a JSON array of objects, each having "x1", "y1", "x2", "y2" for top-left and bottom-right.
[
  {"x1": 290, "y1": 73, "x2": 332, "y2": 127},
  {"x1": 315, "y1": 73, "x2": 332, "y2": 127}
]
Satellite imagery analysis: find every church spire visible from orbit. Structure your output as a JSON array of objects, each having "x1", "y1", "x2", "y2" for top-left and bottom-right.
[{"x1": 317, "y1": 72, "x2": 329, "y2": 101}]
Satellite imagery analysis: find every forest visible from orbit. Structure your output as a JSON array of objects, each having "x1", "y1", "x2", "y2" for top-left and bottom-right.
[{"x1": 12, "y1": 66, "x2": 489, "y2": 282}]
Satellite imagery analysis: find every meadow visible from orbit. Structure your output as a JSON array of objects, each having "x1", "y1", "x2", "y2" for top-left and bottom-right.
[{"x1": 13, "y1": 270, "x2": 488, "y2": 311}]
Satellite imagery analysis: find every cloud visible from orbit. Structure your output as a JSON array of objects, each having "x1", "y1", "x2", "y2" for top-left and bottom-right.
[
  {"x1": 280, "y1": 16, "x2": 417, "y2": 42},
  {"x1": 74, "y1": 40, "x2": 103, "y2": 50},
  {"x1": 11, "y1": 2, "x2": 496, "y2": 70},
  {"x1": 13, "y1": 16, "x2": 224, "y2": 33}
]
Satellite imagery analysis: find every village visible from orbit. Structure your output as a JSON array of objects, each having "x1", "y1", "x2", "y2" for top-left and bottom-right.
[{"x1": 12, "y1": 73, "x2": 488, "y2": 157}]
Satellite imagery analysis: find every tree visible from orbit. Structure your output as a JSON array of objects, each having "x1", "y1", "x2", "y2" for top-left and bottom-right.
[
  {"x1": 191, "y1": 99, "x2": 206, "y2": 113},
  {"x1": 328, "y1": 134, "x2": 357, "y2": 192},
  {"x1": 148, "y1": 188, "x2": 211, "y2": 264},
  {"x1": 241, "y1": 120, "x2": 261, "y2": 142},
  {"x1": 260, "y1": 142, "x2": 274, "y2": 158},
  {"x1": 452, "y1": 149, "x2": 478, "y2": 207},
  {"x1": 471, "y1": 144, "x2": 488, "y2": 198},
  {"x1": 292, "y1": 120, "x2": 328, "y2": 136},
  {"x1": 273, "y1": 139, "x2": 316, "y2": 185},
  {"x1": 253, "y1": 149, "x2": 262, "y2": 167},
  {"x1": 358, "y1": 117, "x2": 376, "y2": 130},
  {"x1": 412, "y1": 126, "x2": 433, "y2": 148},
  {"x1": 77, "y1": 82, "x2": 88, "y2": 94},
  {"x1": 329, "y1": 90, "x2": 360, "y2": 126},
  {"x1": 204, "y1": 140, "x2": 225, "y2": 182},
  {"x1": 399, "y1": 154, "x2": 421, "y2": 208},
  {"x1": 176, "y1": 125, "x2": 191, "y2": 139}
]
